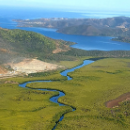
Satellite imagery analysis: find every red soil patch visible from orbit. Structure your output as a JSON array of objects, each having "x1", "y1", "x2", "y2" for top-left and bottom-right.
[
  {"x1": 106, "y1": 92, "x2": 130, "y2": 108},
  {"x1": 0, "y1": 66, "x2": 7, "y2": 74},
  {"x1": 53, "y1": 43, "x2": 70, "y2": 54},
  {"x1": 0, "y1": 48, "x2": 8, "y2": 53}
]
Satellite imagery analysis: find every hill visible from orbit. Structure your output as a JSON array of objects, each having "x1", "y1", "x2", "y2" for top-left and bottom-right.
[
  {"x1": 14, "y1": 17, "x2": 130, "y2": 43},
  {"x1": 0, "y1": 28, "x2": 77, "y2": 63},
  {"x1": 57, "y1": 24, "x2": 128, "y2": 36},
  {"x1": 0, "y1": 28, "x2": 76, "y2": 76},
  {"x1": 14, "y1": 16, "x2": 130, "y2": 29},
  {"x1": 1, "y1": 27, "x2": 130, "y2": 77}
]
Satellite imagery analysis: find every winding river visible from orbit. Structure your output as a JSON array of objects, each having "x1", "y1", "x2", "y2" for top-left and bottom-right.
[{"x1": 19, "y1": 60, "x2": 94, "y2": 130}]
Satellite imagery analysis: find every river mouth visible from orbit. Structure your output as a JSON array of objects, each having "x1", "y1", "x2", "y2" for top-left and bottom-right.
[{"x1": 19, "y1": 59, "x2": 94, "y2": 130}]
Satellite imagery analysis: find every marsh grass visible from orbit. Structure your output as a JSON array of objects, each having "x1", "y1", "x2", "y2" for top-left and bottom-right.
[
  {"x1": 0, "y1": 83, "x2": 72, "y2": 130},
  {"x1": 2, "y1": 58, "x2": 130, "y2": 129},
  {"x1": 27, "y1": 58, "x2": 130, "y2": 129},
  {"x1": 0, "y1": 58, "x2": 89, "y2": 130}
]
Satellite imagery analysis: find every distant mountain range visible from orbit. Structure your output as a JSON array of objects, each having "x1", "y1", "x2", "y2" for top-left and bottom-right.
[{"x1": 14, "y1": 16, "x2": 130, "y2": 43}]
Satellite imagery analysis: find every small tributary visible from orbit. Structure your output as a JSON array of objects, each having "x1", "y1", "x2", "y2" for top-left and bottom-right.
[{"x1": 19, "y1": 60, "x2": 94, "y2": 130}]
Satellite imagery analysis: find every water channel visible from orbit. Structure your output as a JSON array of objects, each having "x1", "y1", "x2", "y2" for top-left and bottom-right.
[{"x1": 19, "y1": 60, "x2": 94, "y2": 130}]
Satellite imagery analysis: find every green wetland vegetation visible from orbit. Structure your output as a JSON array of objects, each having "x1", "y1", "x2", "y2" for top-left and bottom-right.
[
  {"x1": 1, "y1": 26, "x2": 130, "y2": 130},
  {"x1": 1, "y1": 58, "x2": 130, "y2": 129}
]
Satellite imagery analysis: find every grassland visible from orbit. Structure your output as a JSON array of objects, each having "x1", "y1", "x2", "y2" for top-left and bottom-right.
[
  {"x1": 26, "y1": 58, "x2": 130, "y2": 129},
  {"x1": 1, "y1": 58, "x2": 130, "y2": 129},
  {"x1": 0, "y1": 81, "x2": 72, "y2": 130}
]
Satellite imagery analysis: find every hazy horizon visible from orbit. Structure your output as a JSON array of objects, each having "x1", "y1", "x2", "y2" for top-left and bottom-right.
[{"x1": 0, "y1": 0, "x2": 130, "y2": 12}]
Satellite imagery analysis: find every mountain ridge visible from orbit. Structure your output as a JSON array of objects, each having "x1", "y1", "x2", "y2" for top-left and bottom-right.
[{"x1": 14, "y1": 16, "x2": 130, "y2": 43}]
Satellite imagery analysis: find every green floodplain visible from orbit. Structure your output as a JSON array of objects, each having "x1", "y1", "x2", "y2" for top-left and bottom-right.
[{"x1": 1, "y1": 58, "x2": 130, "y2": 130}]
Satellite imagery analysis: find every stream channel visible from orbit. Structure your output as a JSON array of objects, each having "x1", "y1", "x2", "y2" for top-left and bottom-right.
[{"x1": 19, "y1": 60, "x2": 94, "y2": 130}]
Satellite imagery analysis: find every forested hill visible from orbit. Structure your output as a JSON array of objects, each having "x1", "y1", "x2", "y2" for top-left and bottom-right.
[
  {"x1": 0, "y1": 28, "x2": 75, "y2": 64},
  {"x1": 0, "y1": 28, "x2": 55, "y2": 53},
  {"x1": 1, "y1": 27, "x2": 130, "y2": 67}
]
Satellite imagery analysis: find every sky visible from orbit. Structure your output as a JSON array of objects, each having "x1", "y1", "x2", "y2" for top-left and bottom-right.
[{"x1": 0, "y1": 0, "x2": 130, "y2": 12}]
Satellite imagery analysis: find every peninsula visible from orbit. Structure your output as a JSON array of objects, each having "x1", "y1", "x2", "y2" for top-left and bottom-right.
[{"x1": 14, "y1": 16, "x2": 130, "y2": 43}]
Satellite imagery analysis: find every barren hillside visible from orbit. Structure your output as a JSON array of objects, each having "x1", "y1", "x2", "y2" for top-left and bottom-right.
[{"x1": 9, "y1": 59, "x2": 62, "y2": 74}]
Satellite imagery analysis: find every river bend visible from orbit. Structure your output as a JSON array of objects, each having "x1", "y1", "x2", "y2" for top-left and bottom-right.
[{"x1": 19, "y1": 60, "x2": 94, "y2": 130}]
